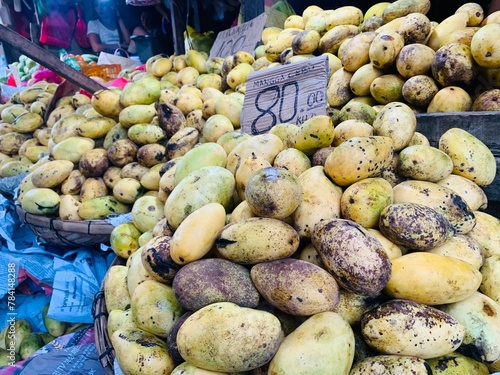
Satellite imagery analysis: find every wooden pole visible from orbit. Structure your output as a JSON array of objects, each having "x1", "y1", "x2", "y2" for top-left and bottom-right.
[
  {"x1": 0, "y1": 24, "x2": 106, "y2": 94},
  {"x1": 170, "y1": 0, "x2": 186, "y2": 55}
]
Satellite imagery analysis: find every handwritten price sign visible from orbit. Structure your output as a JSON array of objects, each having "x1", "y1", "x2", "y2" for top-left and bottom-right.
[
  {"x1": 241, "y1": 55, "x2": 329, "y2": 135},
  {"x1": 210, "y1": 13, "x2": 268, "y2": 59}
]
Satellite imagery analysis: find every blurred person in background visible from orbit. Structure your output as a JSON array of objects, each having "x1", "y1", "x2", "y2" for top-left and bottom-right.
[
  {"x1": 131, "y1": 4, "x2": 174, "y2": 55},
  {"x1": 87, "y1": 0, "x2": 131, "y2": 54},
  {"x1": 132, "y1": 4, "x2": 169, "y2": 37}
]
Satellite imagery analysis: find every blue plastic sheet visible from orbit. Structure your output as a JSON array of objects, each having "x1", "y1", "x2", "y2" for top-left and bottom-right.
[
  {"x1": 0, "y1": 181, "x2": 113, "y2": 373},
  {"x1": 0, "y1": 192, "x2": 114, "y2": 326},
  {"x1": 1, "y1": 326, "x2": 106, "y2": 375}
]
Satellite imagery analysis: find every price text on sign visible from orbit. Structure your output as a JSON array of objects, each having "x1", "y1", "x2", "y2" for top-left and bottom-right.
[
  {"x1": 210, "y1": 13, "x2": 268, "y2": 59},
  {"x1": 241, "y1": 55, "x2": 329, "y2": 135}
]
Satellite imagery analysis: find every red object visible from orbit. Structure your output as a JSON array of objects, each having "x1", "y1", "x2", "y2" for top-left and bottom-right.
[
  {"x1": 6, "y1": 75, "x2": 17, "y2": 87},
  {"x1": 16, "y1": 268, "x2": 53, "y2": 296},
  {"x1": 32, "y1": 68, "x2": 64, "y2": 84},
  {"x1": 78, "y1": 89, "x2": 93, "y2": 98},
  {"x1": 11, "y1": 3, "x2": 31, "y2": 39},
  {"x1": 105, "y1": 77, "x2": 129, "y2": 89},
  {"x1": 39, "y1": 8, "x2": 77, "y2": 49},
  {"x1": 75, "y1": 5, "x2": 91, "y2": 49}
]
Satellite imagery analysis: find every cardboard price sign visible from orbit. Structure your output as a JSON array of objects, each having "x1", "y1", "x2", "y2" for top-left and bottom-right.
[
  {"x1": 241, "y1": 55, "x2": 329, "y2": 135},
  {"x1": 209, "y1": 13, "x2": 268, "y2": 59}
]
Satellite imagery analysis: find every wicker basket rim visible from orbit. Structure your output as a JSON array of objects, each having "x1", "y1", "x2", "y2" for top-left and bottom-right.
[
  {"x1": 93, "y1": 256, "x2": 125, "y2": 375},
  {"x1": 15, "y1": 204, "x2": 115, "y2": 235}
]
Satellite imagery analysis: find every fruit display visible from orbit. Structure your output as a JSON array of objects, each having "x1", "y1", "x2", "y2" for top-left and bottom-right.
[
  {"x1": 0, "y1": 53, "x2": 99, "y2": 87},
  {"x1": 0, "y1": 0, "x2": 499, "y2": 373},
  {"x1": 1, "y1": 55, "x2": 40, "y2": 84}
]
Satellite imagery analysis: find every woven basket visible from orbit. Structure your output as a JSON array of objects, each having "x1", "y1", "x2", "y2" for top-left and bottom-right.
[
  {"x1": 15, "y1": 204, "x2": 115, "y2": 248},
  {"x1": 93, "y1": 256, "x2": 125, "y2": 375}
]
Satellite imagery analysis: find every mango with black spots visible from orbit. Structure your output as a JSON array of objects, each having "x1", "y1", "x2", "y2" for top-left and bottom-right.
[
  {"x1": 440, "y1": 291, "x2": 500, "y2": 363},
  {"x1": 166, "y1": 127, "x2": 200, "y2": 160},
  {"x1": 164, "y1": 166, "x2": 235, "y2": 229},
  {"x1": 130, "y1": 279, "x2": 184, "y2": 338},
  {"x1": 172, "y1": 258, "x2": 260, "y2": 311},
  {"x1": 251, "y1": 258, "x2": 340, "y2": 316},
  {"x1": 361, "y1": 299, "x2": 464, "y2": 358},
  {"x1": 438, "y1": 127, "x2": 496, "y2": 187},
  {"x1": 312, "y1": 218, "x2": 392, "y2": 297},
  {"x1": 324, "y1": 135, "x2": 394, "y2": 186},
  {"x1": 393, "y1": 180, "x2": 476, "y2": 234},
  {"x1": 378, "y1": 202, "x2": 455, "y2": 250},
  {"x1": 78, "y1": 195, "x2": 130, "y2": 220},
  {"x1": 397, "y1": 144, "x2": 453, "y2": 182},
  {"x1": 216, "y1": 217, "x2": 299, "y2": 264},
  {"x1": 244, "y1": 166, "x2": 302, "y2": 220},
  {"x1": 427, "y1": 352, "x2": 489, "y2": 374},
  {"x1": 111, "y1": 328, "x2": 174, "y2": 375},
  {"x1": 12, "y1": 112, "x2": 44, "y2": 133},
  {"x1": 141, "y1": 235, "x2": 181, "y2": 285},
  {"x1": 30, "y1": 160, "x2": 74, "y2": 188},
  {"x1": 293, "y1": 165, "x2": 342, "y2": 239},
  {"x1": 176, "y1": 302, "x2": 283, "y2": 372},
  {"x1": 21, "y1": 187, "x2": 60, "y2": 215},
  {"x1": 351, "y1": 355, "x2": 431, "y2": 374}
]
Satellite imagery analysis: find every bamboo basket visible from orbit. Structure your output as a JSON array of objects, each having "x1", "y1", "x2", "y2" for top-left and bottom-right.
[
  {"x1": 93, "y1": 255, "x2": 125, "y2": 375},
  {"x1": 15, "y1": 204, "x2": 115, "y2": 248}
]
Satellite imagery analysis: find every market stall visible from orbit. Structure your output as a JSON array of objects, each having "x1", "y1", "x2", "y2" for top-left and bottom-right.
[{"x1": 1, "y1": 0, "x2": 500, "y2": 374}]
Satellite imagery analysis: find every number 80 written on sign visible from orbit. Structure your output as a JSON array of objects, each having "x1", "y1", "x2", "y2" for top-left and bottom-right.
[{"x1": 251, "y1": 81, "x2": 299, "y2": 135}]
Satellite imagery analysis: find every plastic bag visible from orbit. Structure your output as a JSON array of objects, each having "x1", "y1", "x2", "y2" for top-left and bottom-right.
[
  {"x1": 184, "y1": 25, "x2": 215, "y2": 55},
  {"x1": 31, "y1": 68, "x2": 63, "y2": 85},
  {"x1": 265, "y1": 0, "x2": 295, "y2": 28},
  {"x1": 97, "y1": 52, "x2": 139, "y2": 70},
  {"x1": 1, "y1": 83, "x2": 23, "y2": 103},
  {"x1": 1, "y1": 326, "x2": 106, "y2": 375},
  {"x1": 75, "y1": 5, "x2": 90, "y2": 49},
  {"x1": 59, "y1": 49, "x2": 81, "y2": 71},
  {"x1": 39, "y1": 8, "x2": 76, "y2": 49}
]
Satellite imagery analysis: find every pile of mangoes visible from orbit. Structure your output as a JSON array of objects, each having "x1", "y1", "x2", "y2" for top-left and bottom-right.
[
  {"x1": 0, "y1": 0, "x2": 500, "y2": 372},
  {"x1": 256, "y1": 0, "x2": 500, "y2": 112}
]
